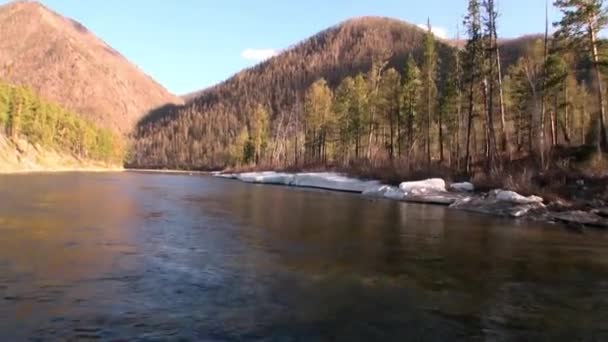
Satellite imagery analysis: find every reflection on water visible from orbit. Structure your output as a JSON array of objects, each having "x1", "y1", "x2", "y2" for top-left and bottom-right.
[{"x1": 0, "y1": 172, "x2": 607, "y2": 340}]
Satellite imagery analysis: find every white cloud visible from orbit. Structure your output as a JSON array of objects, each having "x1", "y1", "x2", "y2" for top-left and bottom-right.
[
  {"x1": 417, "y1": 24, "x2": 449, "y2": 40},
  {"x1": 241, "y1": 48, "x2": 280, "y2": 61}
]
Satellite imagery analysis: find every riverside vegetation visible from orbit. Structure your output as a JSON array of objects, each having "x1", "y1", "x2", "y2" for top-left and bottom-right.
[{"x1": 0, "y1": 81, "x2": 125, "y2": 169}]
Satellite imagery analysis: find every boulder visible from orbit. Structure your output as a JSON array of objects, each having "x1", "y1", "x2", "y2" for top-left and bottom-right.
[{"x1": 449, "y1": 182, "x2": 475, "y2": 192}]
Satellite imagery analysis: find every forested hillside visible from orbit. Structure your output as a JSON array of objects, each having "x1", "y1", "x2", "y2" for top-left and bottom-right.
[
  {"x1": 131, "y1": 1, "x2": 608, "y2": 183},
  {"x1": 0, "y1": 81, "x2": 124, "y2": 163},
  {"x1": 0, "y1": 1, "x2": 181, "y2": 134},
  {"x1": 129, "y1": 17, "x2": 456, "y2": 169}
]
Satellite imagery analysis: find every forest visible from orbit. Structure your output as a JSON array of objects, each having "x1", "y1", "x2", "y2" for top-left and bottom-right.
[
  {"x1": 130, "y1": 0, "x2": 608, "y2": 191},
  {"x1": 0, "y1": 81, "x2": 124, "y2": 163}
]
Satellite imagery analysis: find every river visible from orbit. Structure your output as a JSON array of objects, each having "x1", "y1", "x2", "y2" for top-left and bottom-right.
[{"x1": 0, "y1": 172, "x2": 607, "y2": 341}]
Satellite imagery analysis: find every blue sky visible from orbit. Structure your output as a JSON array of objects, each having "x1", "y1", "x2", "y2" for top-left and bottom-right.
[{"x1": 1, "y1": 0, "x2": 559, "y2": 95}]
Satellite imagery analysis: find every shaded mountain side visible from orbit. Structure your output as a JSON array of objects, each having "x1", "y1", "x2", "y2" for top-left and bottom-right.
[
  {"x1": 0, "y1": 0, "x2": 182, "y2": 134},
  {"x1": 130, "y1": 17, "x2": 458, "y2": 169}
]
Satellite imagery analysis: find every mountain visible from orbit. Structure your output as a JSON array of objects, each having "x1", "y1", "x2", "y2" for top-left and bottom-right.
[
  {"x1": 130, "y1": 17, "x2": 457, "y2": 169},
  {"x1": 0, "y1": 0, "x2": 181, "y2": 134}
]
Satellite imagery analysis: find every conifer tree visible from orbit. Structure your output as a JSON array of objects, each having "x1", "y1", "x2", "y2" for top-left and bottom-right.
[
  {"x1": 400, "y1": 55, "x2": 422, "y2": 159},
  {"x1": 421, "y1": 18, "x2": 438, "y2": 166},
  {"x1": 554, "y1": 0, "x2": 608, "y2": 152}
]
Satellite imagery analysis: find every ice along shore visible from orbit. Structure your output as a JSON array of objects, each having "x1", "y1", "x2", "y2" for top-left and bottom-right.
[{"x1": 213, "y1": 171, "x2": 608, "y2": 229}]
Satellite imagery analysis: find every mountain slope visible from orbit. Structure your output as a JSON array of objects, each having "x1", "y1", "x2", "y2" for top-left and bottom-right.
[
  {"x1": 0, "y1": 0, "x2": 181, "y2": 134},
  {"x1": 130, "y1": 17, "x2": 456, "y2": 169}
]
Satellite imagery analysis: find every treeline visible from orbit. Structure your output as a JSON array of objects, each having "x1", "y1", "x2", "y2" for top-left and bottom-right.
[
  {"x1": 0, "y1": 81, "x2": 124, "y2": 163},
  {"x1": 130, "y1": 1, "x2": 608, "y2": 174}
]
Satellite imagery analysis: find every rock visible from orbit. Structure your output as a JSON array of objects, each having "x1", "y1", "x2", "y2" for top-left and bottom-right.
[
  {"x1": 449, "y1": 182, "x2": 474, "y2": 192},
  {"x1": 399, "y1": 178, "x2": 446, "y2": 194},
  {"x1": 495, "y1": 190, "x2": 544, "y2": 205},
  {"x1": 450, "y1": 195, "x2": 546, "y2": 218},
  {"x1": 592, "y1": 208, "x2": 608, "y2": 218},
  {"x1": 550, "y1": 211, "x2": 608, "y2": 228}
]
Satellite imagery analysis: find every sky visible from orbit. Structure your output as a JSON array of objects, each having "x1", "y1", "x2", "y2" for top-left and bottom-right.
[{"x1": 1, "y1": 0, "x2": 560, "y2": 95}]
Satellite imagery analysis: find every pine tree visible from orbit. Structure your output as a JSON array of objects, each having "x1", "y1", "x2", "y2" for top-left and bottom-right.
[
  {"x1": 463, "y1": 0, "x2": 484, "y2": 173},
  {"x1": 482, "y1": 0, "x2": 501, "y2": 169},
  {"x1": 421, "y1": 18, "x2": 438, "y2": 166},
  {"x1": 377, "y1": 68, "x2": 401, "y2": 160},
  {"x1": 554, "y1": 0, "x2": 608, "y2": 152},
  {"x1": 439, "y1": 48, "x2": 461, "y2": 165},
  {"x1": 333, "y1": 77, "x2": 356, "y2": 163},
  {"x1": 400, "y1": 55, "x2": 422, "y2": 160}
]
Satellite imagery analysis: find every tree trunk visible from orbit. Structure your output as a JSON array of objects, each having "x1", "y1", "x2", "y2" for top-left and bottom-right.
[
  {"x1": 551, "y1": 95, "x2": 558, "y2": 146},
  {"x1": 439, "y1": 110, "x2": 444, "y2": 162},
  {"x1": 495, "y1": 44, "x2": 508, "y2": 155},
  {"x1": 426, "y1": 81, "x2": 432, "y2": 167},
  {"x1": 564, "y1": 85, "x2": 570, "y2": 144},
  {"x1": 589, "y1": 26, "x2": 608, "y2": 152},
  {"x1": 465, "y1": 80, "x2": 475, "y2": 173}
]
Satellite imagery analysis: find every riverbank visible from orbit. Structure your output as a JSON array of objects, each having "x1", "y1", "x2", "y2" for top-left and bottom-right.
[
  {"x1": 214, "y1": 171, "x2": 608, "y2": 229},
  {"x1": 0, "y1": 135, "x2": 122, "y2": 174}
]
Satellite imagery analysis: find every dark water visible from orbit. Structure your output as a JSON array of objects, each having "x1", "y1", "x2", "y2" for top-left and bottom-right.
[{"x1": 0, "y1": 173, "x2": 608, "y2": 341}]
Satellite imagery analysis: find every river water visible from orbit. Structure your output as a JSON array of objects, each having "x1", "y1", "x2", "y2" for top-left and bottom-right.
[{"x1": 0, "y1": 172, "x2": 607, "y2": 341}]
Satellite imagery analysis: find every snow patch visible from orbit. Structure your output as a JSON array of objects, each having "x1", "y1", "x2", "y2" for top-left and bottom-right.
[
  {"x1": 450, "y1": 182, "x2": 474, "y2": 192},
  {"x1": 291, "y1": 172, "x2": 381, "y2": 192},
  {"x1": 237, "y1": 171, "x2": 294, "y2": 185},
  {"x1": 399, "y1": 178, "x2": 446, "y2": 194},
  {"x1": 362, "y1": 185, "x2": 405, "y2": 200},
  {"x1": 495, "y1": 190, "x2": 544, "y2": 204}
]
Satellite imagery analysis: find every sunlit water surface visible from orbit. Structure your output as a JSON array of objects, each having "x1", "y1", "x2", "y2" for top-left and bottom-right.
[{"x1": 1, "y1": 172, "x2": 607, "y2": 341}]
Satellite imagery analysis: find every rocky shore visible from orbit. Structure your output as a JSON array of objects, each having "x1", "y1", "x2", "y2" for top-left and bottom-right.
[{"x1": 214, "y1": 171, "x2": 608, "y2": 229}]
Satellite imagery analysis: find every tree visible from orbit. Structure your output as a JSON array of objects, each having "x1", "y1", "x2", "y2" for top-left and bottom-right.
[
  {"x1": 400, "y1": 55, "x2": 422, "y2": 160},
  {"x1": 366, "y1": 58, "x2": 389, "y2": 160},
  {"x1": 439, "y1": 48, "x2": 461, "y2": 164},
  {"x1": 482, "y1": 0, "x2": 501, "y2": 169},
  {"x1": 421, "y1": 18, "x2": 439, "y2": 166},
  {"x1": 352, "y1": 74, "x2": 370, "y2": 159},
  {"x1": 463, "y1": 0, "x2": 484, "y2": 173},
  {"x1": 248, "y1": 104, "x2": 270, "y2": 165},
  {"x1": 377, "y1": 68, "x2": 401, "y2": 160},
  {"x1": 334, "y1": 76, "x2": 356, "y2": 163},
  {"x1": 545, "y1": 52, "x2": 569, "y2": 146},
  {"x1": 554, "y1": 0, "x2": 608, "y2": 152},
  {"x1": 304, "y1": 79, "x2": 334, "y2": 163}
]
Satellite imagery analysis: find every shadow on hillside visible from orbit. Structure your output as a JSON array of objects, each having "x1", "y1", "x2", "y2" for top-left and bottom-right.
[{"x1": 135, "y1": 103, "x2": 185, "y2": 130}]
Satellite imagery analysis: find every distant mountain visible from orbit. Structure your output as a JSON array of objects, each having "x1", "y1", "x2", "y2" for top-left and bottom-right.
[
  {"x1": 130, "y1": 16, "x2": 458, "y2": 169},
  {"x1": 0, "y1": 0, "x2": 181, "y2": 134}
]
